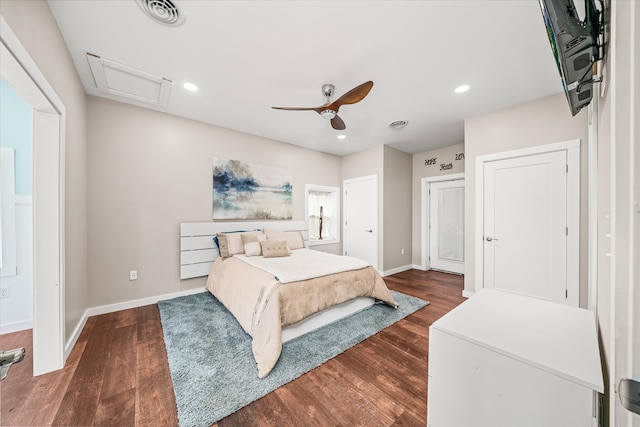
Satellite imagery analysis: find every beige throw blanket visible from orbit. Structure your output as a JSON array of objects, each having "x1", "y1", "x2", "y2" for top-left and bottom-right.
[
  {"x1": 235, "y1": 249, "x2": 369, "y2": 283},
  {"x1": 205, "y1": 254, "x2": 398, "y2": 378}
]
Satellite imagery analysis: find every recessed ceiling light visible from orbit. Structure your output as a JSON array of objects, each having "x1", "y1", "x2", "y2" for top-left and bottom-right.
[
  {"x1": 184, "y1": 83, "x2": 198, "y2": 92},
  {"x1": 455, "y1": 85, "x2": 470, "y2": 94},
  {"x1": 337, "y1": 134, "x2": 346, "y2": 140},
  {"x1": 388, "y1": 120, "x2": 409, "y2": 129}
]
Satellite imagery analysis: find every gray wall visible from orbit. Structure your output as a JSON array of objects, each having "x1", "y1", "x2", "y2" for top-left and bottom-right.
[
  {"x1": 383, "y1": 145, "x2": 412, "y2": 271},
  {"x1": 87, "y1": 97, "x2": 342, "y2": 306},
  {"x1": 411, "y1": 143, "x2": 465, "y2": 266},
  {"x1": 1, "y1": 1, "x2": 89, "y2": 341},
  {"x1": 464, "y1": 93, "x2": 589, "y2": 306}
]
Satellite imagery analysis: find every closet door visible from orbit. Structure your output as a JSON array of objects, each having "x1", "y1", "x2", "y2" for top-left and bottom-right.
[
  {"x1": 343, "y1": 175, "x2": 377, "y2": 269},
  {"x1": 483, "y1": 150, "x2": 568, "y2": 304}
]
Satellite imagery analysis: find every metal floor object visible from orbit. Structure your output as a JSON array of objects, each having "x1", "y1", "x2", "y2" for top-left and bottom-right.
[{"x1": 0, "y1": 348, "x2": 26, "y2": 380}]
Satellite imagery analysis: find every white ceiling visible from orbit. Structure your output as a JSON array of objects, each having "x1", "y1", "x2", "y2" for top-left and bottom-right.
[{"x1": 47, "y1": 0, "x2": 563, "y2": 156}]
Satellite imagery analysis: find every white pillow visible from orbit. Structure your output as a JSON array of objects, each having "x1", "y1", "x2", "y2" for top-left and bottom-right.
[{"x1": 244, "y1": 241, "x2": 263, "y2": 257}]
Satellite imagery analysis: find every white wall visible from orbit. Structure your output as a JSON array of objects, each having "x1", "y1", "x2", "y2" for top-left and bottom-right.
[
  {"x1": 411, "y1": 143, "x2": 465, "y2": 266},
  {"x1": 87, "y1": 97, "x2": 342, "y2": 307},
  {"x1": 595, "y1": 1, "x2": 640, "y2": 424},
  {"x1": 464, "y1": 93, "x2": 589, "y2": 306}
]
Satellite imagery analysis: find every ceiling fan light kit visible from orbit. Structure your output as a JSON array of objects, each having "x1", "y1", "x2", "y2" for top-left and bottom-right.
[
  {"x1": 272, "y1": 81, "x2": 374, "y2": 131},
  {"x1": 320, "y1": 110, "x2": 337, "y2": 119}
]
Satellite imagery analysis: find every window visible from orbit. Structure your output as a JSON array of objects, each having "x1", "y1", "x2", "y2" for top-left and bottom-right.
[{"x1": 305, "y1": 184, "x2": 340, "y2": 245}]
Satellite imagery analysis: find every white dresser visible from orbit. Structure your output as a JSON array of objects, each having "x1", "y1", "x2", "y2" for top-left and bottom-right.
[{"x1": 427, "y1": 289, "x2": 603, "y2": 427}]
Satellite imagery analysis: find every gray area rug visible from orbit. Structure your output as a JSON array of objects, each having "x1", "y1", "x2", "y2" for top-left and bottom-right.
[{"x1": 158, "y1": 290, "x2": 428, "y2": 427}]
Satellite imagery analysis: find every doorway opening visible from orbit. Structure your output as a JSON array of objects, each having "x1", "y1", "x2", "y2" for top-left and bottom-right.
[
  {"x1": 0, "y1": 78, "x2": 33, "y2": 334},
  {"x1": 1, "y1": 15, "x2": 66, "y2": 375},
  {"x1": 421, "y1": 173, "x2": 465, "y2": 274}
]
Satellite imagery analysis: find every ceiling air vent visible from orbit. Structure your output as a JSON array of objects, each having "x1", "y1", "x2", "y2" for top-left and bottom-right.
[{"x1": 135, "y1": 0, "x2": 186, "y2": 27}]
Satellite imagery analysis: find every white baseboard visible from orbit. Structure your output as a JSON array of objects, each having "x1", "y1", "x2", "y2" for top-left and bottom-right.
[
  {"x1": 382, "y1": 264, "x2": 413, "y2": 277},
  {"x1": 411, "y1": 264, "x2": 425, "y2": 270},
  {"x1": 462, "y1": 290, "x2": 475, "y2": 298},
  {"x1": 0, "y1": 319, "x2": 33, "y2": 335},
  {"x1": 64, "y1": 312, "x2": 88, "y2": 360},
  {"x1": 64, "y1": 286, "x2": 206, "y2": 360},
  {"x1": 86, "y1": 286, "x2": 206, "y2": 317}
]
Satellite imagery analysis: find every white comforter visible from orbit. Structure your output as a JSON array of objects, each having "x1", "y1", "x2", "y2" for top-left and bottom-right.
[
  {"x1": 206, "y1": 249, "x2": 397, "y2": 378},
  {"x1": 234, "y1": 248, "x2": 369, "y2": 283}
]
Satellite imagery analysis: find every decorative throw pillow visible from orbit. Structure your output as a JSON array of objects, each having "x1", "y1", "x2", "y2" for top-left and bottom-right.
[
  {"x1": 261, "y1": 240, "x2": 291, "y2": 258},
  {"x1": 241, "y1": 233, "x2": 266, "y2": 256},
  {"x1": 212, "y1": 236, "x2": 221, "y2": 256},
  {"x1": 264, "y1": 229, "x2": 305, "y2": 250},
  {"x1": 244, "y1": 241, "x2": 262, "y2": 257},
  {"x1": 217, "y1": 230, "x2": 262, "y2": 258},
  {"x1": 241, "y1": 232, "x2": 266, "y2": 245}
]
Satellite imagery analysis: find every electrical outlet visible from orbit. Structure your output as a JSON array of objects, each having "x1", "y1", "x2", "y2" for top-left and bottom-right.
[
  {"x1": 0, "y1": 287, "x2": 10, "y2": 299},
  {"x1": 401, "y1": 249, "x2": 405, "y2": 255},
  {"x1": 129, "y1": 270, "x2": 138, "y2": 281}
]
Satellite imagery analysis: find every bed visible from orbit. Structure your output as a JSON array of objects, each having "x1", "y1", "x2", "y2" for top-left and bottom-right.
[{"x1": 180, "y1": 221, "x2": 398, "y2": 378}]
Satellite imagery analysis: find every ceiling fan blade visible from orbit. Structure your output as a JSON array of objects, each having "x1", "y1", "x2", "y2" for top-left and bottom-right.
[
  {"x1": 271, "y1": 106, "x2": 322, "y2": 112},
  {"x1": 331, "y1": 115, "x2": 346, "y2": 130},
  {"x1": 330, "y1": 81, "x2": 374, "y2": 110}
]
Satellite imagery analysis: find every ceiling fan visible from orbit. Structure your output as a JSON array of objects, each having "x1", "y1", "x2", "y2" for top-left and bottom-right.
[{"x1": 271, "y1": 81, "x2": 374, "y2": 130}]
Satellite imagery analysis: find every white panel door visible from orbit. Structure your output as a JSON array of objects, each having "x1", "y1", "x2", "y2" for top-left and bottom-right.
[
  {"x1": 32, "y1": 111, "x2": 63, "y2": 375},
  {"x1": 343, "y1": 176, "x2": 377, "y2": 268},
  {"x1": 483, "y1": 151, "x2": 568, "y2": 304},
  {"x1": 429, "y1": 179, "x2": 464, "y2": 274}
]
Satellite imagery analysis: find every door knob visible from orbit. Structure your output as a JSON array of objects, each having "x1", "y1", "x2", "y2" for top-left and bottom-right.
[
  {"x1": 365, "y1": 229, "x2": 373, "y2": 233},
  {"x1": 485, "y1": 237, "x2": 498, "y2": 242}
]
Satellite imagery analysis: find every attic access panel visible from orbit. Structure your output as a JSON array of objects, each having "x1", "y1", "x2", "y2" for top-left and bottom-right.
[{"x1": 86, "y1": 53, "x2": 171, "y2": 107}]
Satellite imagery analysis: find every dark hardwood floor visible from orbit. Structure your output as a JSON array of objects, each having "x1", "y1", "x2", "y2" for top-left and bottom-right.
[{"x1": 0, "y1": 269, "x2": 465, "y2": 426}]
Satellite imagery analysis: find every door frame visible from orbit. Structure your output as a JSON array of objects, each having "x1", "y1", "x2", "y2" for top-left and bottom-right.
[
  {"x1": 0, "y1": 15, "x2": 66, "y2": 375},
  {"x1": 475, "y1": 140, "x2": 580, "y2": 306},
  {"x1": 421, "y1": 173, "x2": 465, "y2": 271},
  {"x1": 606, "y1": 1, "x2": 639, "y2": 422},
  {"x1": 343, "y1": 174, "x2": 378, "y2": 270}
]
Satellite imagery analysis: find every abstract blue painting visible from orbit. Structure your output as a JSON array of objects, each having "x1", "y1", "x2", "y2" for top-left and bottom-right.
[{"x1": 212, "y1": 157, "x2": 293, "y2": 220}]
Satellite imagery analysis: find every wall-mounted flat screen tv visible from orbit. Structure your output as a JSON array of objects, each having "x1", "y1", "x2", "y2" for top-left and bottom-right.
[{"x1": 538, "y1": 0, "x2": 601, "y2": 116}]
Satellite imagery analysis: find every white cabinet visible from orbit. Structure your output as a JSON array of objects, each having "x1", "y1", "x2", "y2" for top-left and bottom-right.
[{"x1": 427, "y1": 289, "x2": 603, "y2": 427}]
